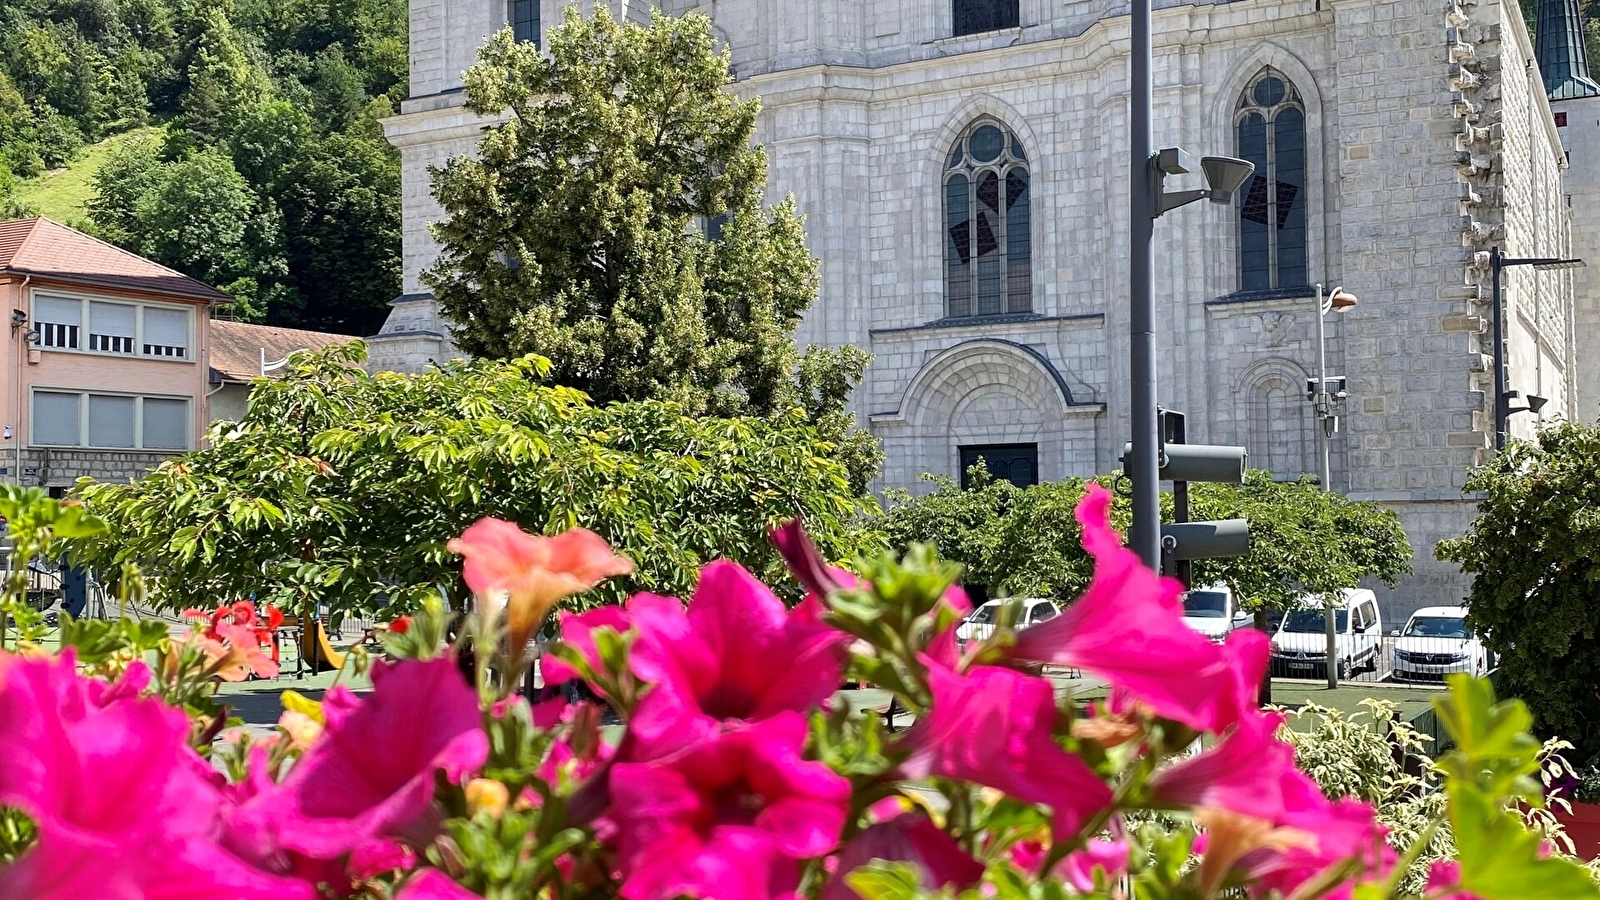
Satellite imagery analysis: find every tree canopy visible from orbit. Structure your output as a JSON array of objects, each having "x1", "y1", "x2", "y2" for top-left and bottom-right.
[
  {"x1": 71, "y1": 344, "x2": 878, "y2": 624},
  {"x1": 2, "y1": 0, "x2": 406, "y2": 335},
  {"x1": 1437, "y1": 421, "x2": 1600, "y2": 764},
  {"x1": 425, "y1": 8, "x2": 879, "y2": 492},
  {"x1": 881, "y1": 468, "x2": 1412, "y2": 610}
]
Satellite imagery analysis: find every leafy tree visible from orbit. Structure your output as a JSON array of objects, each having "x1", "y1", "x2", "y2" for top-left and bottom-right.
[
  {"x1": 177, "y1": 6, "x2": 271, "y2": 145},
  {"x1": 426, "y1": 8, "x2": 880, "y2": 492},
  {"x1": 86, "y1": 133, "x2": 166, "y2": 245},
  {"x1": 72, "y1": 344, "x2": 879, "y2": 624},
  {"x1": 1438, "y1": 420, "x2": 1600, "y2": 765},
  {"x1": 881, "y1": 468, "x2": 1411, "y2": 612},
  {"x1": 274, "y1": 128, "x2": 401, "y2": 334}
]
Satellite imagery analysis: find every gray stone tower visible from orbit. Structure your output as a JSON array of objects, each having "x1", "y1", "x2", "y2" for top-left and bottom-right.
[{"x1": 1547, "y1": 0, "x2": 1600, "y2": 421}]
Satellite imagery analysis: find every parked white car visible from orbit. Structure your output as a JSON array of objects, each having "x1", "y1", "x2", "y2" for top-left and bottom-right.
[
  {"x1": 956, "y1": 598, "x2": 1060, "y2": 645},
  {"x1": 1392, "y1": 606, "x2": 1488, "y2": 680},
  {"x1": 1180, "y1": 583, "x2": 1251, "y2": 642},
  {"x1": 1270, "y1": 588, "x2": 1383, "y2": 680}
]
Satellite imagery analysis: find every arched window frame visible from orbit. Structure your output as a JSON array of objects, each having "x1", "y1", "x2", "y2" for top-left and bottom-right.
[
  {"x1": 511, "y1": 0, "x2": 540, "y2": 46},
  {"x1": 1235, "y1": 69, "x2": 1309, "y2": 293},
  {"x1": 943, "y1": 119, "x2": 1032, "y2": 318}
]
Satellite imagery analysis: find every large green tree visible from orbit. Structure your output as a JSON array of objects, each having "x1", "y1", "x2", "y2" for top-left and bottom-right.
[
  {"x1": 425, "y1": 8, "x2": 879, "y2": 491},
  {"x1": 72, "y1": 344, "x2": 878, "y2": 623},
  {"x1": 881, "y1": 468, "x2": 1412, "y2": 612},
  {"x1": 1438, "y1": 421, "x2": 1600, "y2": 764}
]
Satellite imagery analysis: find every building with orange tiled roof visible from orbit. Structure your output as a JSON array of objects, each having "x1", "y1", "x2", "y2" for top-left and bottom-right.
[
  {"x1": 0, "y1": 217, "x2": 228, "y2": 491},
  {"x1": 206, "y1": 319, "x2": 358, "y2": 421}
]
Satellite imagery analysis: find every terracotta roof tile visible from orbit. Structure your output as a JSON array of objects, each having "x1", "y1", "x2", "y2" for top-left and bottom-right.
[
  {"x1": 0, "y1": 217, "x2": 230, "y2": 302},
  {"x1": 208, "y1": 320, "x2": 358, "y2": 384}
]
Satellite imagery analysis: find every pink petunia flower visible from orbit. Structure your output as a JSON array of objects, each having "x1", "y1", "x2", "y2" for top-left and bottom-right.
[
  {"x1": 449, "y1": 519, "x2": 633, "y2": 663},
  {"x1": 624, "y1": 561, "x2": 849, "y2": 756},
  {"x1": 1425, "y1": 861, "x2": 1482, "y2": 900},
  {"x1": 1008, "y1": 485, "x2": 1264, "y2": 734},
  {"x1": 0, "y1": 652, "x2": 312, "y2": 900},
  {"x1": 1061, "y1": 838, "x2": 1131, "y2": 892},
  {"x1": 899, "y1": 659, "x2": 1113, "y2": 837},
  {"x1": 395, "y1": 869, "x2": 483, "y2": 899},
  {"x1": 821, "y1": 814, "x2": 984, "y2": 900},
  {"x1": 541, "y1": 602, "x2": 638, "y2": 687},
  {"x1": 1149, "y1": 712, "x2": 1300, "y2": 820},
  {"x1": 609, "y1": 712, "x2": 850, "y2": 900},
  {"x1": 230, "y1": 657, "x2": 489, "y2": 862}
]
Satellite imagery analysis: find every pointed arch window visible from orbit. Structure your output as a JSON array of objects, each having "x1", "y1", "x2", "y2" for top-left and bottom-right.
[
  {"x1": 512, "y1": 0, "x2": 540, "y2": 46},
  {"x1": 1236, "y1": 70, "x2": 1308, "y2": 292},
  {"x1": 944, "y1": 119, "x2": 1031, "y2": 318}
]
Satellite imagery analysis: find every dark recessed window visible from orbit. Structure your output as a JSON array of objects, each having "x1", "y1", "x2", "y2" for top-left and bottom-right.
[
  {"x1": 1556, "y1": 111, "x2": 1569, "y2": 127},
  {"x1": 945, "y1": 119, "x2": 1031, "y2": 317},
  {"x1": 512, "y1": 0, "x2": 539, "y2": 46},
  {"x1": 953, "y1": 0, "x2": 1020, "y2": 37},
  {"x1": 1236, "y1": 69, "x2": 1308, "y2": 292},
  {"x1": 959, "y1": 443, "x2": 1039, "y2": 489}
]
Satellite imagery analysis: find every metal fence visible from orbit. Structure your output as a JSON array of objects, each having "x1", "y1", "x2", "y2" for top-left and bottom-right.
[{"x1": 1266, "y1": 630, "x2": 1495, "y2": 686}]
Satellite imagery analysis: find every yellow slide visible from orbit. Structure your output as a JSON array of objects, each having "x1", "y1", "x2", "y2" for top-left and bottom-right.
[{"x1": 297, "y1": 619, "x2": 346, "y2": 673}]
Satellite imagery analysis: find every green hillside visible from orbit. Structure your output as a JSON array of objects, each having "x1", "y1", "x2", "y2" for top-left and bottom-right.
[{"x1": 13, "y1": 126, "x2": 167, "y2": 226}]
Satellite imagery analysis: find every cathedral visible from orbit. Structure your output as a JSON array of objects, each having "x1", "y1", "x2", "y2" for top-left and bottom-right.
[{"x1": 375, "y1": 0, "x2": 1600, "y2": 620}]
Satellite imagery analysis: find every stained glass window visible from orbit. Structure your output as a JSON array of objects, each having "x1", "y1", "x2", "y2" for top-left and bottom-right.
[
  {"x1": 953, "y1": 0, "x2": 1020, "y2": 37},
  {"x1": 944, "y1": 119, "x2": 1031, "y2": 317},
  {"x1": 1235, "y1": 70, "x2": 1308, "y2": 292}
]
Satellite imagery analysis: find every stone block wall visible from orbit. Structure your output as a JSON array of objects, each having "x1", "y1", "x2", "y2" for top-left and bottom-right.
[
  {"x1": 1555, "y1": 93, "x2": 1600, "y2": 423},
  {"x1": 13, "y1": 448, "x2": 176, "y2": 491}
]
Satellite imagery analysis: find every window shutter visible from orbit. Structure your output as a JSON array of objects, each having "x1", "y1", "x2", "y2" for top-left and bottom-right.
[
  {"x1": 141, "y1": 398, "x2": 190, "y2": 450},
  {"x1": 88, "y1": 395, "x2": 136, "y2": 448},
  {"x1": 89, "y1": 302, "x2": 136, "y2": 354},
  {"x1": 32, "y1": 393, "x2": 80, "y2": 446},
  {"x1": 143, "y1": 308, "x2": 190, "y2": 358}
]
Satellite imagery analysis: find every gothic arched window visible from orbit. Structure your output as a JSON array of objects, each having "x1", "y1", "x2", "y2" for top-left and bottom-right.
[
  {"x1": 953, "y1": 0, "x2": 1020, "y2": 36},
  {"x1": 944, "y1": 119, "x2": 1031, "y2": 318},
  {"x1": 1236, "y1": 70, "x2": 1308, "y2": 292},
  {"x1": 512, "y1": 0, "x2": 540, "y2": 46}
]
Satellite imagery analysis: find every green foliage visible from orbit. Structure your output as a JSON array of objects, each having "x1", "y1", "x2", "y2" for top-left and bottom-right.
[
  {"x1": 71, "y1": 344, "x2": 879, "y2": 623},
  {"x1": 1283, "y1": 701, "x2": 1453, "y2": 895},
  {"x1": 426, "y1": 8, "x2": 880, "y2": 492},
  {"x1": 1434, "y1": 675, "x2": 1600, "y2": 900},
  {"x1": 881, "y1": 468, "x2": 1411, "y2": 610},
  {"x1": 0, "y1": 485, "x2": 107, "y2": 649},
  {"x1": 5, "y1": 0, "x2": 405, "y2": 337},
  {"x1": 1437, "y1": 420, "x2": 1600, "y2": 764}
]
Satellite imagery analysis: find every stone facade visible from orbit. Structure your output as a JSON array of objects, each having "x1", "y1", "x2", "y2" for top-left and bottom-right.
[{"x1": 377, "y1": 0, "x2": 1583, "y2": 622}]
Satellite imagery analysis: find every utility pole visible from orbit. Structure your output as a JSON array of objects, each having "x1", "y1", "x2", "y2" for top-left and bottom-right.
[{"x1": 1128, "y1": 0, "x2": 1158, "y2": 571}]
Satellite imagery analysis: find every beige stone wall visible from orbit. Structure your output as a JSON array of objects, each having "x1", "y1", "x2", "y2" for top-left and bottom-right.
[{"x1": 387, "y1": 0, "x2": 1580, "y2": 618}]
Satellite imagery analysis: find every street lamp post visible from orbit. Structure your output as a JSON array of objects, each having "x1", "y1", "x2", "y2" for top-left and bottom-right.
[
  {"x1": 1489, "y1": 248, "x2": 1581, "y2": 449},
  {"x1": 1126, "y1": 69, "x2": 1254, "y2": 568},
  {"x1": 1310, "y1": 283, "x2": 1355, "y2": 688}
]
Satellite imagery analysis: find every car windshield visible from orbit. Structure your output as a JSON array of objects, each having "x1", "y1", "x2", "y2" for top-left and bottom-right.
[
  {"x1": 1183, "y1": 591, "x2": 1230, "y2": 618},
  {"x1": 967, "y1": 605, "x2": 999, "y2": 625},
  {"x1": 1282, "y1": 609, "x2": 1349, "y2": 633},
  {"x1": 1405, "y1": 616, "x2": 1470, "y2": 639}
]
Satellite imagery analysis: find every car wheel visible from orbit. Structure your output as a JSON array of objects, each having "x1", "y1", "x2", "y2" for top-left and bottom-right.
[{"x1": 1337, "y1": 658, "x2": 1353, "y2": 681}]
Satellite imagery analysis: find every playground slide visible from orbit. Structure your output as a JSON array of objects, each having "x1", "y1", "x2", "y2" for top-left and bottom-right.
[{"x1": 298, "y1": 619, "x2": 346, "y2": 673}]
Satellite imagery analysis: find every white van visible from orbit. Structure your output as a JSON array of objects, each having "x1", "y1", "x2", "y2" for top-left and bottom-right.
[
  {"x1": 1180, "y1": 583, "x2": 1251, "y2": 642},
  {"x1": 956, "y1": 598, "x2": 1061, "y2": 646},
  {"x1": 1269, "y1": 588, "x2": 1383, "y2": 680}
]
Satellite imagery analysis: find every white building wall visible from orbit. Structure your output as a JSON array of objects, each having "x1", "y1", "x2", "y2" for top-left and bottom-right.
[{"x1": 380, "y1": 0, "x2": 1580, "y2": 621}]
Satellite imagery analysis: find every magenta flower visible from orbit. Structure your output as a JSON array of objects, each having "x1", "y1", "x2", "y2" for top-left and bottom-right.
[
  {"x1": 609, "y1": 712, "x2": 850, "y2": 900},
  {"x1": 899, "y1": 660, "x2": 1112, "y2": 836},
  {"x1": 542, "y1": 603, "x2": 635, "y2": 686},
  {"x1": 625, "y1": 561, "x2": 849, "y2": 755},
  {"x1": 1062, "y1": 838, "x2": 1131, "y2": 892},
  {"x1": 1149, "y1": 713, "x2": 1301, "y2": 820},
  {"x1": 1009, "y1": 485, "x2": 1264, "y2": 733},
  {"x1": 821, "y1": 814, "x2": 984, "y2": 900},
  {"x1": 233, "y1": 657, "x2": 488, "y2": 861},
  {"x1": 1220, "y1": 773, "x2": 1394, "y2": 899},
  {"x1": 395, "y1": 869, "x2": 484, "y2": 899},
  {"x1": 0, "y1": 652, "x2": 313, "y2": 900}
]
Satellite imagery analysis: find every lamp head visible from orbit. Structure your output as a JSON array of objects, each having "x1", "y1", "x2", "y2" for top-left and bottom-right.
[
  {"x1": 1328, "y1": 286, "x2": 1359, "y2": 311},
  {"x1": 9, "y1": 309, "x2": 25, "y2": 329},
  {"x1": 1527, "y1": 394, "x2": 1549, "y2": 414},
  {"x1": 1201, "y1": 156, "x2": 1256, "y2": 203}
]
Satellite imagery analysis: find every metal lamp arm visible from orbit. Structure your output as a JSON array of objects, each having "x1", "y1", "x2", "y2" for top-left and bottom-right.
[{"x1": 1157, "y1": 189, "x2": 1212, "y2": 215}]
